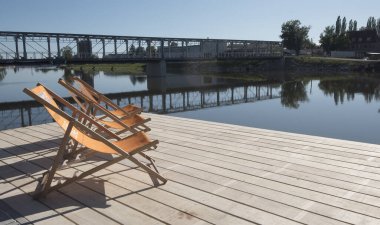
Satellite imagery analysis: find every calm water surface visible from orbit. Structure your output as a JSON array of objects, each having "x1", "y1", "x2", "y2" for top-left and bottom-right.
[{"x1": 1, "y1": 66, "x2": 380, "y2": 144}]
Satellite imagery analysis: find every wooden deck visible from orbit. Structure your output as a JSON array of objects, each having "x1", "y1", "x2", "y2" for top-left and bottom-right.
[{"x1": 1, "y1": 113, "x2": 380, "y2": 225}]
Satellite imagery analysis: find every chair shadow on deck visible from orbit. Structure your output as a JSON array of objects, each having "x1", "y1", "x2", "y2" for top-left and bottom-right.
[
  {"x1": 1, "y1": 173, "x2": 159, "y2": 224},
  {"x1": 0, "y1": 178, "x2": 109, "y2": 224},
  {"x1": 0, "y1": 137, "x2": 114, "y2": 181}
]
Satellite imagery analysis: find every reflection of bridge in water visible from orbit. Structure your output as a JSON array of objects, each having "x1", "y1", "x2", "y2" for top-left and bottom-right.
[{"x1": 0, "y1": 77, "x2": 280, "y2": 130}]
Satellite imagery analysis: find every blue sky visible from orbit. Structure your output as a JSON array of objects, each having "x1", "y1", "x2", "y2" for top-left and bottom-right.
[{"x1": 0, "y1": 0, "x2": 379, "y2": 43}]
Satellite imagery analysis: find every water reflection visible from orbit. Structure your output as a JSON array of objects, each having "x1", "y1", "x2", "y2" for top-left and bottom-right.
[
  {"x1": 319, "y1": 77, "x2": 380, "y2": 105},
  {"x1": 2, "y1": 66, "x2": 380, "y2": 144},
  {"x1": 0, "y1": 77, "x2": 279, "y2": 130},
  {"x1": 62, "y1": 68, "x2": 75, "y2": 84},
  {"x1": 0, "y1": 67, "x2": 6, "y2": 81},
  {"x1": 129, "y1": 75, "x2": 147, "y2": 85},
  {"x1": 35, "y1": 67, "x2": 59, "y2": 74},
  {"x1": 280, "y1": 81, "x2": 309, "y2": 109}
]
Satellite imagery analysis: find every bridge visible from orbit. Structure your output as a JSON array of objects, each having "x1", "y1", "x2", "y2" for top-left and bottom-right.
[{"x1": 0, "y1": 31, "x2": 283, "y2": 64}]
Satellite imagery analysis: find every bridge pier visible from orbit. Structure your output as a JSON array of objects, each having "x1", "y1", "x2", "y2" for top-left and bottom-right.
[
  {"x1": 146, "y1": 60, "x2": 167, "y2": 77},
  {"x1": 147, "y1": 75, "x2": 167, "y2": 92}
]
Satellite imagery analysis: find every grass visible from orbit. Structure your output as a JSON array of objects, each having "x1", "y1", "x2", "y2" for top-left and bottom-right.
[
  {"x1": 291, "y1": 56, "x2": 370, "y2": 66},
  {"x1": 197, "y1": 73, "x2": 267, "y2": 81},
  {"x1": 66, "y1": 63, "x2": 145, "y2": 75}
]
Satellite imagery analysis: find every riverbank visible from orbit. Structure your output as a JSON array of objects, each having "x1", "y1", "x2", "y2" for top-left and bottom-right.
[
  {"x1": 64, "y1": 63, "x2": 145, "y2": 75},
  {"x1": 285, "y1": 56, "x2": 380, "y2": 73},
  {"x1": 166, "y1": 57, "x2": 380, "y2": 76},
  {"x1": 60, "y1": 56, "x2": 380, "y2": 77}
]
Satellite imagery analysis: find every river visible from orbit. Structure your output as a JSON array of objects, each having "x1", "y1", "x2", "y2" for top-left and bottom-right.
[{"x1": 1, "y1": 66, "x2": 380, "y2": 144}]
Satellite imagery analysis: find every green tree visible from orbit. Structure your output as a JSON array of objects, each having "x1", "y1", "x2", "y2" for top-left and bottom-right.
[
  {"x1": 61, "y1": 46, "x2": 73, "y2": 61},
  {"x1": 376, "y1": 18, "x2": 380, "y2": 34},
  {"x1": 280, "y1": 81, "x2": 309, "y2": 109},
  {"x1": 335, "y1": 16, "x2": 341, "y2": 35},
  {"x1": 367, "y1": 16, "x2": 376, "y2": 29},
  {"x1": 128, "y1": 44, "x2": 136, "y2": 56},
  {"x1": 320, "y1": 16, "x2": 351, "y2": 53},
  {"x1": 280, "y1": 20, "x2": 310, "y2": 55},
  {"x1": 146, "y1": 46, "x2": 157, "y2": 56},
  {"x1": 303, "y1": 38, "x2": 316, "y2": 49},
  {"x1": 319, "y1": 26, "x2": 336, "y2": 54},
  {"x1": 353, "y1": 20, "x2": 358, "y2": 31},
  {"x1": 135, "y1": 46, "x2": 146, "y2": 56},
  {"x1": 348, "y1": 19, "x2": 353, "y2": 31},
  {"x1": 170, "y1": 41, "x2": 178, "y2": 47},
  {"x1": 341, "y1": 17, "x2": 347, "y2": 34}
]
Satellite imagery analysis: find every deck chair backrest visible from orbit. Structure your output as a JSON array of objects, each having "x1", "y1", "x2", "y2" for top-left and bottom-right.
[
  {"x1": 24, "y1": 85, "x2": 120, "y2": 154},
  {"x1": 72, "y1": 77, "x2": 121, "y2": 110},
  {"x1": 73, "y1": 78, "x2": 99, "y2": 102}
]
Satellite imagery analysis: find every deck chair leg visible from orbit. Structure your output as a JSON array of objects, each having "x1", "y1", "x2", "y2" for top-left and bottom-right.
[
  {"x1": 33, "y1": 122, "x2": 74, "y2": 199},
  {"x1": 128, "y1": 156, "x2": 167, "y2": 184},
  {"x1": 63, "y1": 139, "x2": 81, "y2": 160},
  {"x1": 138, "y1": 152, "x2": 159, "y2": 173},
  {"x1": 34, "y1": 155, "x2": 126, "y2": 199}
]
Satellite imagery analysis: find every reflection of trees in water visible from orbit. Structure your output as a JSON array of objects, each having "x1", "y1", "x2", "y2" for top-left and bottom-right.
[
  {"x1": 280, "y1": 81, "x2": 309, "y2": 109},
  {"x1": 71, "y1": 70, "x2": 95, "y2": 87},
  {"x1": 0, "y1": 67, "x2": 6, "y2": 81},
  {"x1": 319, "y1": 78, "x2": 380, "y2": 105},
  {"x1": 35, "y1": 67, "x2": 59, "y2": 74},
  {"x1": 62, "y1": 68, "x2": 74, "y2": 84},
  {"x1": 129, "y1": 75, "x2": 147, "y2": 85}
]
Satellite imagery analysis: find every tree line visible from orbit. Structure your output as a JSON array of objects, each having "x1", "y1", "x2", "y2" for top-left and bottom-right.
[{"x1": 280, "y1": 16, "x2": 380, "y2": 55}]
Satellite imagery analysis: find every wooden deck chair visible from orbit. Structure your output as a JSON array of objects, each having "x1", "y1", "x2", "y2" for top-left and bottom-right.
[
  {"x1": 23, "y1": 84, "x2": 166, "y2": 199},
  {"x1": 58, "y1": 78, "x2": 150, "y2": 135},
  {"x1": 71, "y1": 76, "x2": 141, "y2": 119}
]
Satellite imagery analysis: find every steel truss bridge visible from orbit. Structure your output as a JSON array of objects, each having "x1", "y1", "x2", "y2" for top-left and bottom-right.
[
  {"x1": 0, "y1": 31, "x2": 283, "y2": 64},
  {"x1": 0, "y1": 81, "x2": 280, "y2": 130}
]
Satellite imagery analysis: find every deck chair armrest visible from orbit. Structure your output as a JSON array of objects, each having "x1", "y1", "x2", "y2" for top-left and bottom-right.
[
  {"x1": 100, "y1": 95, "x2": 135, "y2": 117},
  {"x1": 97, "y1": 95, "x2": 120, "y2": 111}
]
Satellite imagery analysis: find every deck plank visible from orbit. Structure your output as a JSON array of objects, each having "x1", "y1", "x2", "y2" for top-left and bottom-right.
[{"x1": 1, "y1": 113, "x2": 380, "y2": 224}]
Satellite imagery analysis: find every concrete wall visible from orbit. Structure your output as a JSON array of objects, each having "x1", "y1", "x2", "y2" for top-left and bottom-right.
[{"x1": 331, "y1": 51, "x2": 356, "y2": 58}]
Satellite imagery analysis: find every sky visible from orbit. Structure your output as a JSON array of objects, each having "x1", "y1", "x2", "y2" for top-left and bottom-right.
[{"x1": 0, "y1": 0, "x2": 379, "y2": 43}]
